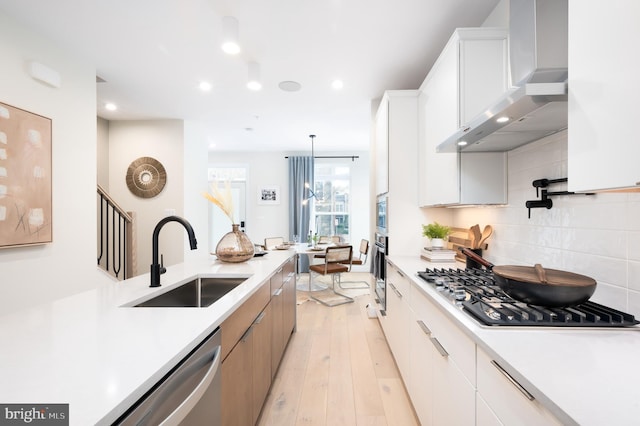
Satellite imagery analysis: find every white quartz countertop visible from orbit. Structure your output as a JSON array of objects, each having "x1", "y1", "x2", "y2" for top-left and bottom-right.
[
  {"x1": 0, "y1": 250, "x2": 295, "y2": 425},
  {"x1": 389, "y1": 255, "x2": 640, "y2": 426}
]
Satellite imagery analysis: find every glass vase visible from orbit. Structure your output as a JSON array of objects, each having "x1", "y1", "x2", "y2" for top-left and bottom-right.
[{"x1": 215, "y1": 224, "x2": 255, "y2": 263}]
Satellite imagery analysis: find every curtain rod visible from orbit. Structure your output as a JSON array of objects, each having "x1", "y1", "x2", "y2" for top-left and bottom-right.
[{"x1": 284, "y1": 155, "x2": 359, "y2": 161}]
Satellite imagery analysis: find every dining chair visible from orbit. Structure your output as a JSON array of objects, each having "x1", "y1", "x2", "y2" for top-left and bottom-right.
[
  {"x1": 318, "y1": 235, "x2": 331, "y2": 244},
  {"x1": 308, "y1": 246, "x2": 354, "y2": 306},
  {"x1": 264, "y1": 237, "x2": 284, "y2": 250},
  {"x1": 338, "y1": 239, "x2": 370, "y2": 289}
]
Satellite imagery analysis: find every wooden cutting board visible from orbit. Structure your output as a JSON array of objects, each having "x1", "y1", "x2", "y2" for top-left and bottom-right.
[{"x1": 446, "y1": 227, "x2": 487, "y2": 262}]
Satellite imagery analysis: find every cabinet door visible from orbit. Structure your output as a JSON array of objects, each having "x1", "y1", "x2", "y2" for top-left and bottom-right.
[
  {"x1": 375, "y1": 97, "x2": 389, "y2": 195},
  {"x1": 222, "y1": 328, "x2": 253, "y2": 426},
  {"x1": 252, "y1": 305, "x2": 272, "y2": 425},
  {"x1": 431, "y1": 337, "x2": 476, "y2": 425},
  {"x1": 477, "y1": 347, "x2": 562, "y2": 426},
  {"x1": 270, "y1": 275, "x2": 285, "y2": 379},
  {"x1": 384, "y1": 263, "x2": 411, "y2": 381},
  {"x1": 476, "y1": 393, "x2": 503, "y2": 426},
  {"x1": 568, "y1": 0, "x2": 640, "y2": 191},
  {"x1": 282, "y1": 259, "x2": 296, "y2": 341},
  {"x1": 409, "y1": 313, "x2": 435, "y2": 426},
  {"x1": 421, "y1": 38, "x2": 460, "y2": 206}
]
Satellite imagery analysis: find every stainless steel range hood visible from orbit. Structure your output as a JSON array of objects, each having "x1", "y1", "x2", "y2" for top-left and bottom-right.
[{"x1": 437, "y1": 0, "x2": 568, "y2": 153}]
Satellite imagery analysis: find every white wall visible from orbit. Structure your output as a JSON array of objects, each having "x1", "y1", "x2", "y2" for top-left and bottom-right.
[
  {"x1": 107, "y1": 120, "x2": 187, "y2": 275},
  {"x1": 0, "y1": 11, "x2": 111, "y2": 316},
  {"x1": 97, "y1": 117, "x2": 109, "y2": 189},
  {"x1": 452, "y1": 130, "x2": 640, "y2": 317},
  {"x1": 183, "y1": 120, "x2": 211, "y2": 262}
]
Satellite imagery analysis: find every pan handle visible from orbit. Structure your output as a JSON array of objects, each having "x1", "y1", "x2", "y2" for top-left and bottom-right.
[{"x1": 459, "y1": 247, "x2": 494, "y2": 270}]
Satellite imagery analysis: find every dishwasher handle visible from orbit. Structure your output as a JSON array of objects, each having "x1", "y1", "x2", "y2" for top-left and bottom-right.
[
  {"x1": 115, "y1": 329, "x2": 222, "y2": 426},
  {"x1": 159, "y1": 344, "x2": 221, "y2": 426}
]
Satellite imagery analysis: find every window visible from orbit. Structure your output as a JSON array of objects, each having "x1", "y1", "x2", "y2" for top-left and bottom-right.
[{"x1": 312, "y1": 164, "x2": 350, "y2": 240}]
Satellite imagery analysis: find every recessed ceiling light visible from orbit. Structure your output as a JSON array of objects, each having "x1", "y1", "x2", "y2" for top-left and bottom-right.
[
  {"x1": 457, "y1": 140, "x2": 468, "y2": 146},
  {"x1": 279, "y1": 81, "x2": 301, "y2": 92},
  {"x1": 332, "y1": 79, "x2": 344, "y2": 90},
  {"x1": 496, "y1": 116, "x2": 510, "y2": 123},
  {"x1": 105, "y1": 103, "x2": 117, "y2": 111},
  {"x1": 199, "y1": 81, "x2": 212, "y2": 91}
]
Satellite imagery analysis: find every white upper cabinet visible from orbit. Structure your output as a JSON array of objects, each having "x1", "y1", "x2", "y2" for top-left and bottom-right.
[
  {"x1": 419, "y1": 28, "x2": 509, "y2": 206},
  {"x1": 374, "y1": 96, "x2": 389, "y2": 195},
  {"x1": 568, "y1": 0, "x2": 640, "y2": 192}
]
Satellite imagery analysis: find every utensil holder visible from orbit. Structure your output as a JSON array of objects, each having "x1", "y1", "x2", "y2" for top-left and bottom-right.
[{"x1": 466, "y1": 248, "x2": 483, "y2": 269}]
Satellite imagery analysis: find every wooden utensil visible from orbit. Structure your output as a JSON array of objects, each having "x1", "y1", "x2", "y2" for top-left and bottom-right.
[
  {"x1": 470, "y1": 224, "x2": 482, "y2": 249},
  {"x1": 477, "y1": 225, "x2": 493, "y2": 248}
]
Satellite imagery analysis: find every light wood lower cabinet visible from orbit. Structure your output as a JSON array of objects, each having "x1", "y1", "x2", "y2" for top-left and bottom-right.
[
  {"x1": 270, "y1": 267, "x2": 285, "y2": 379},
  {"x1": 221, "y1": 257, "x2": 297, "y2": 426}
]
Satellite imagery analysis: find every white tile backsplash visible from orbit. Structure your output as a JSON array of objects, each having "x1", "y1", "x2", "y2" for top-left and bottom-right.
[{"x1": 453, "y1": 129, "x2": 640, "y2": 317}]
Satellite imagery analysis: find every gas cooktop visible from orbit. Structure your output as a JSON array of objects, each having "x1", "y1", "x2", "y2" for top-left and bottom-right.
[{"x1": 417, "y1": 267, "x2": 640, "y2": 328}]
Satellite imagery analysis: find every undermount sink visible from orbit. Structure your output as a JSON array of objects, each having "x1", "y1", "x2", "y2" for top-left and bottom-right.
[{"x1": 133, "y1": 276, "x2": 249, "y2": 307}]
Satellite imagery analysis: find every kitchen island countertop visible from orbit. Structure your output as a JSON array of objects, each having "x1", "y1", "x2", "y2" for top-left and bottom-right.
[
  {"x1": 0, "y1": 250, "x2": 296, "y2": 425},
  {"x1": 390, "y1": 255, "x2": 640, "y2": 426}
]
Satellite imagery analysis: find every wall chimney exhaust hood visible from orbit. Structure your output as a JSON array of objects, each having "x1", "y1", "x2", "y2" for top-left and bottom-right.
[{"x1": 437, "y1": 0, "x2": 568, "y2": 153}]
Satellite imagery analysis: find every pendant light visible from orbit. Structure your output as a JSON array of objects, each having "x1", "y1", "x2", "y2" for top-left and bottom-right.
[
  {"x1": 221, "y1": 16, "x2": 241, "y2": 55},
  {"x1": 247, "y1": 61, "x2": 262, "y2": 91},
  {"x1": 302, "y1": 135, "x2": 318, "y2": 205}
]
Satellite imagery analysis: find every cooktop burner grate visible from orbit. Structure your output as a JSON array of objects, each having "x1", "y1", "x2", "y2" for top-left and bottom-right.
[{"x1": 417, "y1": 268, "x2": 640, "y2": 327}]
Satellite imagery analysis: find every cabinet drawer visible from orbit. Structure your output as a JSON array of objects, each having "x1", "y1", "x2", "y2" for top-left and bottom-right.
[
  {"x1": 477, "y1": 347, "x2": 561, "y2": 426},
  {"x1": 410, "y1": 284, "x2": 476, "y2": 385},
  {"x1": 387, "y1": 262, "x2": 410, "y2": 298},
  {"x1": 221, "y1": 280, "x2": 270, "y2": 360}
]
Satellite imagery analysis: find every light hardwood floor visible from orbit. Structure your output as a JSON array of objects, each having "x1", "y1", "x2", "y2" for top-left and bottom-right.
[{"x1": 257, "y1": 273, "x2": 419, "y2": 426}]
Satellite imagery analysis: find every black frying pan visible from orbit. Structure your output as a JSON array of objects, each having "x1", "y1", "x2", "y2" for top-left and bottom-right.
[{"x1": 459, "y1": 247, "x2": 597, "y2": 307}]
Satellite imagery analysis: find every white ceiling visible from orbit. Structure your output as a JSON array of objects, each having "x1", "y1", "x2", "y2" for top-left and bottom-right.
[{"x1": 0, "y1": 0, "x2": 500, "y2": 152}]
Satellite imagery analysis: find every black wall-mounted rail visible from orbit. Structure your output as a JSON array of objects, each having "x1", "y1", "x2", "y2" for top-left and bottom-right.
[{"x1": 525, "y1": 177, "x2": 594, "y2": 218}]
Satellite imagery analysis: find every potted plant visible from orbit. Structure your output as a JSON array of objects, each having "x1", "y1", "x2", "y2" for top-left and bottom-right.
[{"x1": 422, "y1": 222, "x2": 450, "y2": 249}]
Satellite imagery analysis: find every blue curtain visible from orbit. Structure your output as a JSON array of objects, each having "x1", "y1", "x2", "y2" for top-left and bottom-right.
[{"x1": 288, "y1": 156, "x2": 313, "y2": 272}]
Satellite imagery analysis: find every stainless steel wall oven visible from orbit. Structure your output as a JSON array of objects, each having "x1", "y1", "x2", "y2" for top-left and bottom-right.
[{"x1": 373, "y1": 232, "x2": 388, "y2": 312}]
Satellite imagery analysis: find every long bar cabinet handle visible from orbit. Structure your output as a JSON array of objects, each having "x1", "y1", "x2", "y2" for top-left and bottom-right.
[
  {"x1": 490, "y1": 360, "x2": 535, "y2": 401},
  {"x1": 429, "y1": 337, "x2": 449, "y2": 358},
  {"x1": 388, "y1": 282, "x2": 402, "y2": 298},
  {"x1": 417, "y1": 320, "x2": 432, "y2": 336}
]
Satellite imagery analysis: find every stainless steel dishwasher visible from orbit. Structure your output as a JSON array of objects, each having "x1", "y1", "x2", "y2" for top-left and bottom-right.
[{"x1": 114, "y1": 327, "x2": 221, "y2": 426}]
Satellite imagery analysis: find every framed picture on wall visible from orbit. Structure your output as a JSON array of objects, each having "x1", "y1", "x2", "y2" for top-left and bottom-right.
[
  {"x1": 0, "y1": 101, "x2": 53, "y2": 248},
  {"x1": 257, "y1": 185, "x2": 280, "y2": 205}
]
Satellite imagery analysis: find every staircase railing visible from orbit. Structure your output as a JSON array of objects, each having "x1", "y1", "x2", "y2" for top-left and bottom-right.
[{"x1": 97, "y1": 185, "x2": 136, "y2": 280}]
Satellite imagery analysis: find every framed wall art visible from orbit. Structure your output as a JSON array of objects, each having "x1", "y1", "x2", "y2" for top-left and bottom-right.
[
  {"x1": 0, "y1": 101, "x2": 53, "y2": 248},
  {"x1": 257, "y1": 185, "x2": 280, "y2": 205}
]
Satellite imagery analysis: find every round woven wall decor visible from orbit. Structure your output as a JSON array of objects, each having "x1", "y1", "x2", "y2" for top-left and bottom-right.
[{"x1": 125, "y1": 157, "x2": 167, "y2": 198}]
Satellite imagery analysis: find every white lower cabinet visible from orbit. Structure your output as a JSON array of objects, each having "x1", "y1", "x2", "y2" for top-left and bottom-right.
[
  {"x1": 383, "y1": 261, "x2": 412, "y2": 380},
  {"x1": 476, "y1": 392, "x2": 503, "y2": 426},
  {"x1": 476, "y1": 347, "x2": 562, "y2": 426},
  {"x1": 383, "y1": 263, "x2": 563, "y2": 425},
  {"x1": 408, "y1": 284, "x2": 475, "y2": 425}
]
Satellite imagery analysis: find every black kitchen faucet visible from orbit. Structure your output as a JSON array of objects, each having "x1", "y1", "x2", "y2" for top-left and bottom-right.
[{"x1": 150, "y1": 215, "x2": 197, "y2": 287}]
